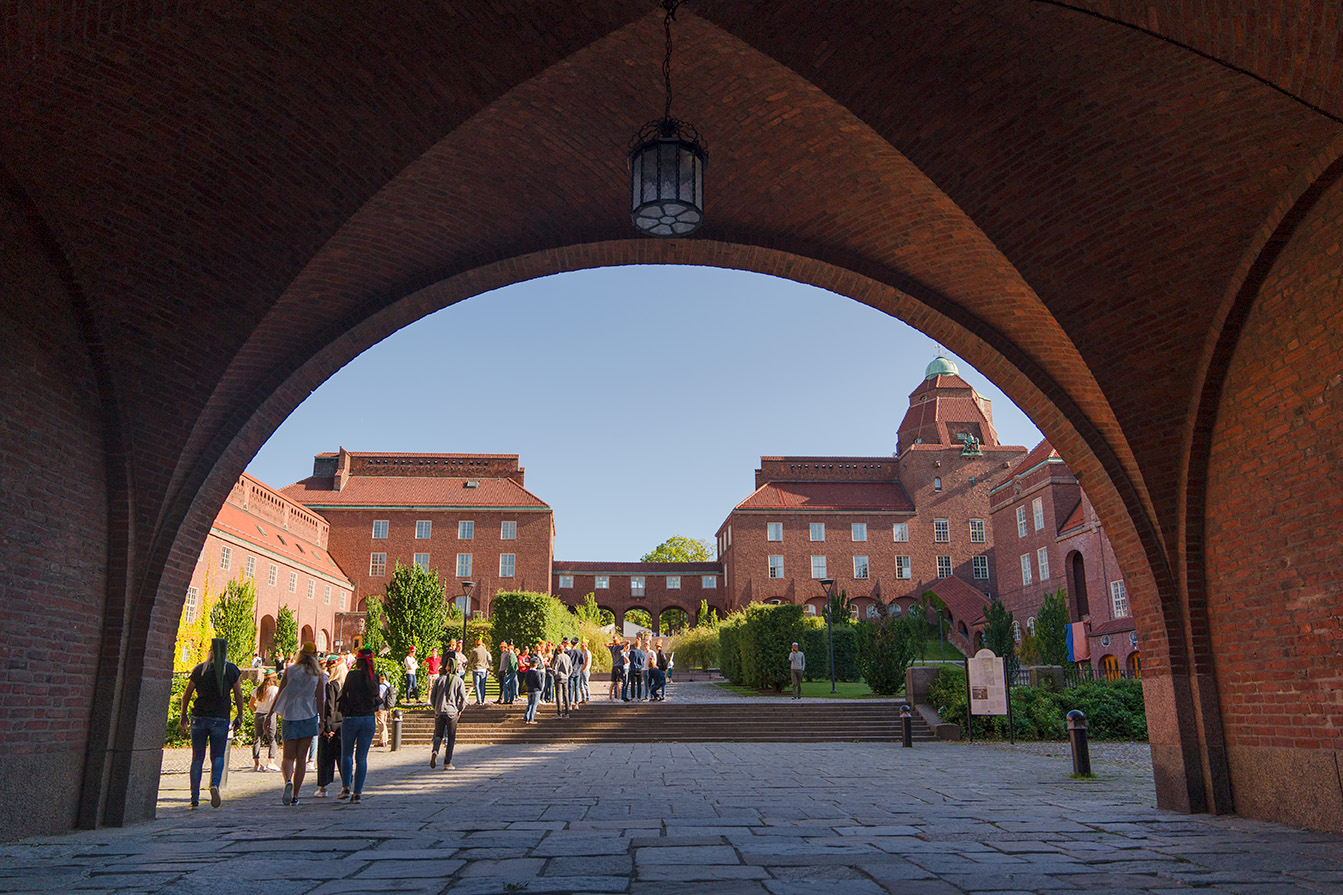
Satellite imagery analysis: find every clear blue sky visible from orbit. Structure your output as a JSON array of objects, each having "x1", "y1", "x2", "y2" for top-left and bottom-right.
[{"x1": 246, "y1": 265, "x2": 1042, "y2": 561}]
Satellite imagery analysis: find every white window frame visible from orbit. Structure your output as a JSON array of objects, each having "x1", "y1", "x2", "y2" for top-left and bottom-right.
[
  {"x1": 667, "y1": 575, "x2": 681, "y2": 589},
  {"x1": 701, "y1": 575, "x2": 717, "y2": 589},
  {"x1": 288, "y1": 570, "x2": 298, "y2": 592},
  {"x1": 499, "y1": 553, "x2": 516, "y2": 578},
  {"x1": 456, "y1": 553, "x2": 473, "y2": 578},
  {"x1": 1033, "y1": 497, "x2": 1045, "y2": 531},
  {"x1": 244, "y1": 556, "x2": 255, "y2": 579},
  {"x1": 500, "y1": 520, "x2": 517, "y2": 540},
  {"x1": 1012, "y1": 621, "x2": 1022, "y2": 643},
  {"x1": 458, "y1": 520, "x2": 474, "y2": 540},
  {"x1": 934, "y1": 476, "x2": 942, "y2": 492},
  {"x1": 413, "y1": 552, "x2": 430, "y2": 570},
  {"x1": 936, "y1": 555, "x2": 952, "y2": 578},
  {"x1": 973, "y1": 555, "x2": 989, "y2": 580},
  {"x1": 893, "y1": 523, "x2": 909, "y2": 542},
  {"x1": 969, "y1": 519, "x2": 986, "y2": 543},
  {"x1": 895, "y1": 555, "x2": 912, "y2": 579},
  {"x1": 851, "y1": 522, "x2": 867, "y2": 542},
  {"x1": 1111, "y1": 580, "x2": 1130, "y2": 618},
  {"x1": 1016, "y1": 506, "x2": 1028, "y2": 538},
  {"x1": 853, "y1": 555, "x2": 870, "y2": 579},
  {"x1": 1020, "y1": 554, "x2": 1033, "y2": 585},
  {"x1": 558, "y1": 573, "x2": 573, "y2": 589},
  {"x1": 268, "y1": 563, "x2": 278, "y2": 587},
  {"x1": 307, "y1": 579, "x2": 315, "y2": 600},
  {"x1": 595, "y1": 575, "x2": 610, "y2": 589},
  {"x1": 767, "y1": 522, "x2": 783, "y2": 542},
  {"x1": 340, "y1": 590, "x2": 347, "y2": 610},
  {"x1": 415, "y1": 520, "x2": 432, "y2": 539},
  {"x1": 1027, "y1": 617, "x2": 1037, "y2": 635},
  {"x1": 768, "y1": 555, "x2": 784, "y2": 579},
  {"x1": 372, "y1": 519, "x2": 388, "y2": 539},
  {"x1": 630, "y1": 576, "x2": 645, "y2": 596},
  {"x1": 933, "y1": 519, "x2": 950, "y2": 543},
  {"x1": 810, "y1": 555, "x2": 827, "y2": 579},
  {"x1": 220, "y1": 546, "x2": 232, "y2": 570},
  {"x1": 184, "y1": 586, "x2": 199, "y2": 624},
  {"x1": 369, "y1": 553, "x2": 387, "y2": 577},
  {"x1": 1037, "y1": 547, "x2": 1050, "y2": 580},
  {"x1": 810, "y1": 522, "x2": 825, "y2": 541}
]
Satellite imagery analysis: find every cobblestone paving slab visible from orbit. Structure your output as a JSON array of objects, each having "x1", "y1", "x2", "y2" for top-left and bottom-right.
[{"x1": 4, "y1": 741, "x2": 1343, "y2": 894}]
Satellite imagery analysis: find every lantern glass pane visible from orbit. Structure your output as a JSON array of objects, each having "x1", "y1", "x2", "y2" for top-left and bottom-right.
[
  {"x1": 641, "y1": 147, "x2": 658, "y2": 203},
  {"x1": 659, "y1": 142, "x2": 679, "y2": 198},
  {"x1": 679, "y1": 149, "x2": 696, "y2": 202}
]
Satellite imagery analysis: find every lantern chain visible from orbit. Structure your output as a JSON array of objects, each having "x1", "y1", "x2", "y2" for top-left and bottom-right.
[{"x1": 662, "y1": 0, "x2": 679, "y2": 124}]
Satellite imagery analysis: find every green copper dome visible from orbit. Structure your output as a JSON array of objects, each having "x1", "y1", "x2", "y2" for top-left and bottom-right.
[{"x1": 925, "y1": 355, "x2": 959, "y2": 379}]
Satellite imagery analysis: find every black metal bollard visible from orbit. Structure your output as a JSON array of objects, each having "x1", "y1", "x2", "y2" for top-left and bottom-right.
[
  {"x1": 1067, "y1": 709, "x2": 1091, "y2": 776},
  {"x1": 391, "y1": 709, "x2": 403, "y2": 752},
  {"x1": 900, "y1": 704, "x2": 913, "y2": 748}
]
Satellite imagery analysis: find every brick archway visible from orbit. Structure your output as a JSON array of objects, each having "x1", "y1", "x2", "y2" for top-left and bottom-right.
[{"x1": 4, "y1": 0, "x2": 1343, "y2": 838}]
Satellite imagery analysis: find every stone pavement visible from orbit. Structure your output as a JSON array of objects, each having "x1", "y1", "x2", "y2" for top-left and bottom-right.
[{"x1": 4, "y1": 740, "x2": 1341, "y2": 895}]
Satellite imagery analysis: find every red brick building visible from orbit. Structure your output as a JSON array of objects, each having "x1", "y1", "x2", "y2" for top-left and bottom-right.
[
  {"x1": 715, "y1": 359, "x2": 1026, "y2": 639},
  {"x1": 185, "y1": 473, "x2": 354, "y2": 658},
  {"x1": 990, "y1": 441, "x2": 1137, "y2": 677},
  {"x1": 281, "y1": 450, "x2": 554, "y2": 616},
  {"x1": 552, "y1": 561, "x2": 723, "y2": 631}
]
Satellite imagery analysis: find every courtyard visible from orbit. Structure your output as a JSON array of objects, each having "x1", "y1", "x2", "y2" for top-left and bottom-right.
[{"x1": 3, "y1": 736, "x2": 1338, "y2": 895}]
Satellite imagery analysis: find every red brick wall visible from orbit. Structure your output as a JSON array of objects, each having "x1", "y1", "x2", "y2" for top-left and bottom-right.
[{"x1": 553, "y1": 571, "x2": 724, "y2": 628}]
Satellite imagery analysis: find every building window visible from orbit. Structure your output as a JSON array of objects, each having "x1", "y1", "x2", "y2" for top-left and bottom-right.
[
  {"x1": 973, "y1": 555, "x2": 989, "y2": 579},
  {"x1": 268, "y1": 563, "x2": 278, "y2": 586},
  {"x1": 1016, "y1": 506, "x2": 1028, "y2": 537},
  {"x1": 415, "y1": 520, "x2": 432, "y2": 539},
  {"x1": 893, "y1": 523, "x2": 909, "y2": 542},
  {"x1": 340, "y1": 590, "x2": 347, "y2": 610},
  {"x1": 1012, "y1": 621, "x2": 1022, "y2": 643},
  {"x1": 853, "y1": 556, "x2": 869, "y2": 579},
  {"x1": 702, "y1": 576, "x2": 717, "y2": 589},
  {"x1": 810, "y1": 555, "x2": 827, "y2": 579},
  {"x1": 458, "y1": 520, "x2": 474, "y2": 539},
  {"x1": 456, "y1": 554, "x2": 472, "y2": 577},
  {"x1": 285, "y1": 571, "x2": 297, "y2": 592},
  {"x1": 1027, "y1": 617, "x2": 1036, "y2": 635},
  {"x1": 1110, "y1": 580, "x2": 1130, "y2": 618},
  {"x1": 630, "y1": 576, "x2": 645, "y2": 596},
  {"x1": 500, "y1": 554, "x2": 516, "y2": 577},
  {"x1": 895, "y1": 556, "x2": 911, "y2": 579},
  {"x1": 933, "y1": 519, "x2": 950, "y2": 543},
  {"x1": 1037, "y1": 547, "x2": 1050, "y2": 580},
  {"x1": 1033, "y1": 497, "x2": 1045, "y2": 531},
  {"x1": 1020, "y1": 554, "x2": 1032, "y2": 585},
  {"x1": 851, "y1": 523, "x2": 867, "y2": 542},
  {"x1": 1129, "y1": 630, "x2": 1139, "y2": 646},
  {"x1": 501, "y1": 521, "x2": 517, "y2": 540},
  {"x1": 667, "y1": 575, "x2": 681, "y2": 589},
  {"x1": 307, "y1": 579, "x2": 315, "y2": 600},
  {"x1": 1100, "y1": 654, "x2": 1121, "y2": 680},
  {"x1": 937, "y1": 555, "x2": 952, "y2": 578},
  {"x1": 767, "y1": 522, "x2": 783, "y2": 541},
  {"x1": 413, "y1": 553, "x2": 430, "y2": 570},
  {"x1": 969, "y1": 519, "x2": 985, "y2": 543},
  {"x1": 810, "y1": 522, "x2": 825, "y2": 541},
  {"x1": 768, "y1": 555, "x2": 785, "y2": 579},
  {"x1": 934, "y1": 476, "x2": 942, "y2": 492},
  {"x1": 184, "y1": 586, "x2": 199, "y2": 624},
  {"x1": 372, "y1": 520, "x2": 388, "y2": 539},
  {"x1": 866, "y1": 604, "x2": 880, "y2": 619},
  {"x1": 370, "y1": 553, "x2": 386, "y2": 577},
  {"x1": 220, "y1": 546, "x2": 232, "y2": 570},
  {"x1": 558, "y1": 574, "x2": 573, "y2": 589},
  {"x1": 596, "y1": 575, "x2": 609, "y2": 589}
]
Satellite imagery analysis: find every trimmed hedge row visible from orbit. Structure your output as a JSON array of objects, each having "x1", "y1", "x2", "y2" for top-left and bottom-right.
[
  {"x1": 720, "y1": 603, "x2": 807, "y2": 691},
  {"x1": 800, "y1": 621, "x2": 862, "y2": 683}
]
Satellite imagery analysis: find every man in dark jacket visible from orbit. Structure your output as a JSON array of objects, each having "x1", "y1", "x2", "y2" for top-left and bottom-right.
[{"x1": 429, "y1": 658, "x2": 468, "y2": 769}]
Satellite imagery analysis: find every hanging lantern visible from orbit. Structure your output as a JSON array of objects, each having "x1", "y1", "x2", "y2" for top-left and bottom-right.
[{"x1": 628, "y1": 0, "x2": 707, "y2": 237}]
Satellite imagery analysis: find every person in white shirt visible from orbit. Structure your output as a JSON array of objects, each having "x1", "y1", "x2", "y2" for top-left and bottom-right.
[
  {"x1": 404, "y1": 647, "x2": 420, "y2": 702},
  {"x1": 249, "y1": 670, "x2": 280, "y2": 771},
  {"x1": 788, "y1": 642, "x2": 805, "y2": 700}
]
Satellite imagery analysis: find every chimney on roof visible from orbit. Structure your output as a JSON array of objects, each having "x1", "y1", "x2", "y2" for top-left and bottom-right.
[{"x1": 335, "y1": 446, "x2": 351, "y2": 492}]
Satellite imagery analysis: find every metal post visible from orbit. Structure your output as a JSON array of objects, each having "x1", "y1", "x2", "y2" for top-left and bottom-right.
[
  {"x1": 964, "y1": 654, "x2": 973, "y2": 743},
  {"x1": 221, "y1": 726, "x2": 233, "y2": 787},
  {"x1": 938, "y1": 611, "x2": 945, "y2": 663},
  {"x1": 1067, "y1": 709, "x2": 1091, "y2": 776},
  {"x1": 900, "y1": 704, "x2": 913, "y2": 748},
  {"x1": 391, "y1": 709, "x2": 403, "y2": 752},
  {"x1": 820, "y1": 578, "x2": 837, "y2": 695}
]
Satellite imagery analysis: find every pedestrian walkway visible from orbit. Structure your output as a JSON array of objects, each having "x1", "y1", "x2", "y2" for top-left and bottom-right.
[{"x1": 4, "y1": 740, "x2": 1340, "y2": 894}]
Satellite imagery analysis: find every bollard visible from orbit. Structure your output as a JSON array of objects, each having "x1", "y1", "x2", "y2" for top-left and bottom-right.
[
  {"x1": 221, "y1": 725, "x2": 234, "y2": 787},
  {"x1": 391, "y1": 709, "x2": 403, "y2": 752},
  {"x1": 900, "y1": 704, "x2": 913, "y2": 748},
  {"x1": 1067, "y1": 709, "x2": 1091, "y2": 776}
]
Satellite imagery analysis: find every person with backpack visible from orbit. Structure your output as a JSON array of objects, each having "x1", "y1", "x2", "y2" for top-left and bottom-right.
[
  {"x1": 550, "y1": 644, "x2": 572, "y2": 718},
  {"x1": 336, "y1": 647, "x2": 378, "y2": 803},
  {"x1": 429, "y1": 657, "x2": 467, "y2": 769},
  {"x1": 375, "y1": 672, "x2": 397, "y2": 747},
  {"x1": 178, "y1": 638, "x2": 245, "y2": 809},
  {"x1": 521, "y1": 656, "x2": 544, "y2": 724}
]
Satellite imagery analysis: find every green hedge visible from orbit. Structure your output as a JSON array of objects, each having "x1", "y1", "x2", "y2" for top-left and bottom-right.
[
  {"x1": 928, "y1": 665, "x2": 1147, "y2": 741},
  {"x1": 490, "y1": 591, "x2": 569, "y2": 656},
  {"x1": 800, "y1": 621, "x2": 862, "y2": 682},
  {"x1": 720, "y1": 603, "x2": 806, "y2": 691},
  {"x1": 667, "y1": 626, "x2": 719, "y2": 671}
]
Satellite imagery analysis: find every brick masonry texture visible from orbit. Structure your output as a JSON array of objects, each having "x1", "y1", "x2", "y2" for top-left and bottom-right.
[{"x1": 2, "y1": 0, "x2": 1343, "y2": 838}]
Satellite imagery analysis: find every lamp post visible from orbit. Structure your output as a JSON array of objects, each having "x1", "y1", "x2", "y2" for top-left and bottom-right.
[
  {"x1": 459, "y1": 580, "x2": 475, "y2": 647},
  {"x1": 820, "y1": 578, "x2": 837, "y2": 694}
]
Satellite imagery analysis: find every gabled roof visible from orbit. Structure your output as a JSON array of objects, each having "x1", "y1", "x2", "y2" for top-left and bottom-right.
[
  {"x1": 1058, "y1": 497, "x2": 1086, "y2": 534},
  {"x1": 212, "y1": 503, "x2": 352, "y2": 584},
  {"x1": 1090, "y1": 617, "x2": 1137, "y2": 636},
  {"x1": 922, "y1": 575, "x2": 992, "y2": 625},
  {"x1": 281, "y1": 475, "x2": 550, "y2": 509},
  {"x1": 990, "y1": 438, "x2": 1064, "y2": 492},
  {"x1": 553, "y1": 561, "x2": 722, "y2": 574},
  {"x1": 734, "y1": 480, "x2": 915, "y2": 512}
]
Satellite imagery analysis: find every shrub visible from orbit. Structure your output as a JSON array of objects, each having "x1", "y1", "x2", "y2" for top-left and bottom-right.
[
  {"x1": 1036, "y1": 589, "x2": 1070, "y2": 667},
  {"x1": 928, "y1": 665, "x2": 1147, "y2": 740},
  {"x1": 855, "y1": 611, "x2": 914, "y2": 696},
  {"x1": 719, "y1": 617, "x2": 743, "y2": 683},
  {"x1": 724, "y1": 603, "x2": 807, "y2": 691},
  {"x1": 801, "y1": 621, "x2": 862, "y2": 682},
  {"x1": 383, "y1": 560, "x2": 449, "y2": 662},
  {"x1": 667, "y1": 626, "x2": 719, "y2": 671},
  {"x1": 490, "y1": 591, "x2": 568, "y2": 656},
  {"x1": 1060, "y1": 679, "x2": 1147, "y2": 740}
]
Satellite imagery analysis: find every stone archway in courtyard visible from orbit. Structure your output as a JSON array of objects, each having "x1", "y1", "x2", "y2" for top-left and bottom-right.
[{"x1": 3, "y1": 0, "x2": 1343, "y2": 839}]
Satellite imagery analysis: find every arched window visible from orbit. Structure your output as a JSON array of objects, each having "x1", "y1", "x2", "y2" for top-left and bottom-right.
[
  {"x1": 1026, "y1": 617, "x2": 1036, "y2": 635},
  {"x1": 866, "y1": 604, "x2": 880, "y2": 619},
  {"x1": 1099, "y1": 654, "x2": 1120, "y2": 680},
  {"x1": 1127, "y1": 652, "x2": 1142, "y2": 679},
  {"x1": 1011, "y1": 621, "x2": 1022, "y2": 642}
]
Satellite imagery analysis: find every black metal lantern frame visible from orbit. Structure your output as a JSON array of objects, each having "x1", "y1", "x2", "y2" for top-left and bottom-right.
[{"x1": 629, "y1": 117, "x2": 707, "y2": 237}]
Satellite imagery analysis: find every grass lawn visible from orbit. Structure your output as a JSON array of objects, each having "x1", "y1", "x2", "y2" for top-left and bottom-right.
[{"x1": 713, "y1": 680, "x2": 893, "y2": 699}]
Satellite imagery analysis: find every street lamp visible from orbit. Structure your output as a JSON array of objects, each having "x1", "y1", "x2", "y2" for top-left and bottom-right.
[
  {"x1": 819, "y1": 578, "x2": 837, "y2": 694},
  {"x1": 459, "y1": 580, "x2": 475, "y2": 647}
]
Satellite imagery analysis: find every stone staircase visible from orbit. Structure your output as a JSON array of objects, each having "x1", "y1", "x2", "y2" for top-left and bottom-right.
[{"x1": 390, "y1": 699, "x2": 936, "y2": 746}]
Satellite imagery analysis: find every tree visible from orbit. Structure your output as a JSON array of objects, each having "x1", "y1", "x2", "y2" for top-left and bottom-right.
[
  {"x1": 696, "y1": 599, "x2": 719, "y2": 628},
  {"x1": 641, "y1": 536, "x2": 714, "y2": 563},
  {"x1": 574, "y1": 592, "x2": 605, "y2": 626},
  {"x1": 363, "y1": 594, "x2": 386, "y2": 655},
  {"x1": 904, "y1": 603, "x2": 930, "y2": 664},
  {"x1": 1036, "y1": 588, "x2": 1071, "y2": 667},
  {"x1": 212, "y1": 577, "x2": 257, "y2": 666},
  {"x1": 625, "y1": 608, "x2": 653, "y2": 631},
  {"x1": 659, "y1": 607, "x2": 688, "y2": 634},
  {"x1": 274, "y1": 605, "x2": 298, "y2": 659},
  {"x1": 826, "y1": 588, "x2": 854, "y2": 624},
  {"x1": 382, "y1": 560, "x2": 449, "y2": 660},
  {"x1": 981, "y1": 596, "x2": 1017, "y2": 673},
  {"x1": 857, "y1": 603, "x2": 915, "y2": 696}
]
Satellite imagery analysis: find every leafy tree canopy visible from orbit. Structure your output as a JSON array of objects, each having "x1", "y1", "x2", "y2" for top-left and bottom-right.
[
  {"x1": 641, "y1": 536, "x2": 714, "y2": 563},
  {"x1": 274, "y1": 605, "x2": 298, "y2": 659},
  {"x1": 1036, "y1": 589, "x2": 1071, "y2": 667},
  {"x1": 981, "y1": 596, "x2": 1018, "y2": 672},
  {"x1": 363, "y1": 594, "x2": 386, "y2": 655},
  {"x1": 212, "y1": 577, "x2": 257, "y2": 666},
  {"x1": 382, "y1": 560, "x2": 449, "y2": 661},
  {"x1": 574, "y1": 592, "x2": 605, "y2": 626}
]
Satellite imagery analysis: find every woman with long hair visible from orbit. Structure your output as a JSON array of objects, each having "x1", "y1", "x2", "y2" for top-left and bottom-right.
[
  {"x1": 271, "y1": 641, "x2": 325, "y2": 806},
  {"x1": 337, "y1": 646, "x2": 378, "y2": 803},
  {"x1": 249, "y1": 670, "x2": 280, "y2": 772},
  {"x1": 178, "y1": 637, "x2": 245, "y2": 809},
  {"x1": 314, "y1": 655, "x2": 346, "y2": 798}
]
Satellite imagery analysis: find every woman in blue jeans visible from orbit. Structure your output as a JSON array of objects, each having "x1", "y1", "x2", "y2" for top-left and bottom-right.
[
  {"x1": 337, "y1": 647, "x2": 379, "y2": 803},
  {"x1": 522, "y1": 657, "x2": 543, "y2": 723},
  {"x1": 178, "y1": 638, "x2": 245, "y2": 809}
]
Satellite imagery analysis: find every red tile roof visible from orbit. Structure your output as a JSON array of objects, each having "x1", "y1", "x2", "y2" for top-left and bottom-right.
[
  {"x1": 921, "y1": 575, "x2": 992, "y2": 625},
  {"x1": 1058, "y1": 498, "x2": 1086, "y2": 533},
  {"x1": 212, "y1": 503, "x2": 352, "y2": 584},
  {"x1": 553, "y1": 561, "x2": 722, "y2": 574},
  {"x1": 281, "y1": 475, "x2": 551, "y2": 509},
  {"x1": 735, "y1": 481, "x2": 915, "y2": 512},
  {"x1": 1090, "y1": 617, "x2": 1137, "y2": 636}
]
